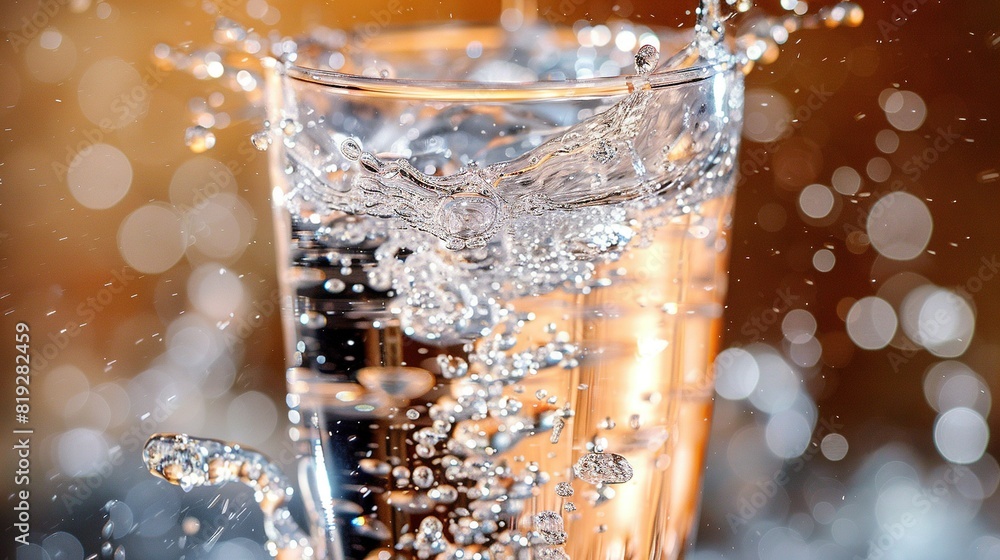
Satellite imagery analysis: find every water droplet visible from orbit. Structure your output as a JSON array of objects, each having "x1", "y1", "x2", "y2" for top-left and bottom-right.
[
  {"x1": 629, "y1": 414, "x2": 641, "y2": 430},
  {"x1": 555, "y1": 482, "x2": 574, "y2": 497},
  {"x1": 185, "y1": 126, "x2": 216, "y2": 153},
  {"x1": 250, "y1": 130, "x2": 271, "y2": 150},
  {"x1": 406, "y1": 409, "x2": 421, "y2": 420},
  {"x1": 341, "y1": 138, "x2": 363, "y2": 161},
  {"x1": 634, "y1": 44, "x2": 660, "y2": 75},
  {"x1": 323, "y1": 278, "x2": 346, "y2": 293},
  {"x1": 573, "y1": 452, "x2": 634, "y2": 484},
  {"x1": 563, "y1": 501, "x2": 577, "y2": 512}
]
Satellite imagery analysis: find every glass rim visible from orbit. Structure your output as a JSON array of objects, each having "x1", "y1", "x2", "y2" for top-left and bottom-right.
[
  {"x1": 269, "y1": 23, "x2": 736, "y2": 101},
  {"x1": 279, "y1": 61, "x2": 733, "y2": 101}
]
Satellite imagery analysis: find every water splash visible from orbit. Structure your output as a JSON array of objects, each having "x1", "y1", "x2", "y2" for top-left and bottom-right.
[{"x1": 142, "y1": 433, "x2": 315, "y2": 559}]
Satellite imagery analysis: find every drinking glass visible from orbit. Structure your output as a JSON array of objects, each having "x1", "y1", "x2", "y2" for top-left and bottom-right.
[{"x1": 267, "y1": 8, "x2": 741, "y2": 559}]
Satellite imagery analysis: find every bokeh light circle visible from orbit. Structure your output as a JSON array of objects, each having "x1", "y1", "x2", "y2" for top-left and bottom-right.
[
  {"x1": 743, "y1": 88, "x2": 792, "y2": 143},
  {"x1": 67, "y1": 143, "x2": 132, "y2": 209},
  {"x1": 813, "y1": 249, "x2": 836, "y2": 272},
  {"x1": 782, "y1": 309, "x2": 818, "y2": 344},
  {"x1": 867, "y1": 192, "x2": 933, "y2": 261},
  {"x1": 227, "y1": 391, "x2": 278, "y2": 445},
  {"x1": 821, "y1": 433, "x2": 849, "y2": 461},
  {"x1": 934, "y1": 407, "x2": 989, "y2": 464},
  {"x1": 799, "y1": 183, "x2": 835, "y2": 219},
  {"x1": 831, "y1": 166, "x2": 862, "y2": 195},
  {"x1": 77, "y1": 57, "x2": 145, "y2": 128},
  {"x1": 846, "y1": 296, "x2": 897, "y2": 350},
  {"x1": 187, "y1": 263, "x2": 244, "y2": 320},
  {"x1": 118, "y1": 203, "x2": 187, "y2": 273},
  {"x1": 883, "y1": 90, "x2": 927, "y2": 132},
  {"x1": 765, "y1": 409, "x2": 813, "y2": 459},
  {"x1": 714, "y1": 347, "x2": 760, "y2": 400}
]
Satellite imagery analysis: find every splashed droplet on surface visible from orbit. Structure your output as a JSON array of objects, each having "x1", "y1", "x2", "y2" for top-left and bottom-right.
[
  {"x1": 573, "y1": 452, "x2": 634, "y2": 484},
  {"x1": 634, "y1": 44, "x2": 659, "y2": 75}
]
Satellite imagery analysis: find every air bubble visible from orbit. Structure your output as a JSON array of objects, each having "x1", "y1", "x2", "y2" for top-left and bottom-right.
[
  {"x1": 412, "y1": 465, "x2": 435, "y2": 488},
  {"x1": 573, "y1": 452, "x2": 634, "y2": 484}
]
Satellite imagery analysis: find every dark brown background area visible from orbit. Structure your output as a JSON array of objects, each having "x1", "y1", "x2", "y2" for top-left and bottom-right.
[{"x1": 1, "y1": 0, "x2": 997, "y2": 558}]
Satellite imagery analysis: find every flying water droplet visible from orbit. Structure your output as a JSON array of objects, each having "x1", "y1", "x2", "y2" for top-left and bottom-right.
[
  {"x1": 634, "y1": 44, "x2": 660, "y2": 75},
  {"x1": 554, "y1": 482, "x2": 574, "y2": 497}
]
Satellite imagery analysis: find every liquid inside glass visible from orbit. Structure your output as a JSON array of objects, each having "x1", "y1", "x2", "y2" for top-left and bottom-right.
[{"x1": 269, "y1": 17, "x2": 741, "y2": 560}]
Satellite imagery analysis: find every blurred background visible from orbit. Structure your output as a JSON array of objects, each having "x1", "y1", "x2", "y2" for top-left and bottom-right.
[{"x1": 2, "y1": 0, "x2": 998, "y2": 558}]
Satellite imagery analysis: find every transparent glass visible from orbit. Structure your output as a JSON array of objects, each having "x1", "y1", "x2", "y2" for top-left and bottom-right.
[{"x1": 268, "y1": 16, "x2": 741, "y2": 560}]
